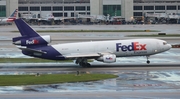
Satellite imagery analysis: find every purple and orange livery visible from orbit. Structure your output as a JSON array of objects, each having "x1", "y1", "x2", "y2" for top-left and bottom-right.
[{"x1": 116, "y1": 42, "x2": 147, "y2": 52}]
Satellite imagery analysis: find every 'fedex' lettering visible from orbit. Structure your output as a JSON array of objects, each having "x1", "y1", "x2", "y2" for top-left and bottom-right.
[
  {"x1": 106, "y1": 57, "x2": 113, "y2": 60},
  {"x1": 26, "y1": 39, "x2": 39, "y2": 45},
  {"x1": 116, "y1": 42, "x2": 147, "y2": 52}
]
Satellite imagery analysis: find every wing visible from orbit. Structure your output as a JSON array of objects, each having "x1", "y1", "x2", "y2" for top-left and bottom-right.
[
  {"x1": 60, "y1": 52, "x2": 113, "y2": 59},
  {"x1": 63, "y1": 53, "x2": 100, "y2": 58}
]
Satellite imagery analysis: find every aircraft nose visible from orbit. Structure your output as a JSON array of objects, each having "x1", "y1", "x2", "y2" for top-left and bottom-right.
[
  {"x1": 160, "y1": 43, "x2": 171, "y2": 52},
  {"x1": 167, "y1": 44, "x2": 172, "y2": 50},
  {"x1": 159, "y1": 41, "x2": 171, "y2": 52}
]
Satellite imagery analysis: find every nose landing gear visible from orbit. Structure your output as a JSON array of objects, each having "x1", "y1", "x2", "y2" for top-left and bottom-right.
[
  {"x1": 147, "y1": 60, "x2": 150, "y2": 64},
  {"x1": 146, "y1": 56, "x2": 150, "y2": 64}
]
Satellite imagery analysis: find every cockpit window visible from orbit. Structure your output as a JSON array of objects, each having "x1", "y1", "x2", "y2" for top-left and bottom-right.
[{"x1": 163, "y1": 42, "x2": 167, "y2": 45}]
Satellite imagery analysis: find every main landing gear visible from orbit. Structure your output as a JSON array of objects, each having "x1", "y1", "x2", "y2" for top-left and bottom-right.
[
  {"x1": 75, "y1": 58, "x2": 91, "y2": 67},
  {"x1": 146, "y1": 56, "x2": 150, "y2": 64}
]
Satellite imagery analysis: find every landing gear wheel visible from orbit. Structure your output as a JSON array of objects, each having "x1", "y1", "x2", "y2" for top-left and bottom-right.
[
  {"x1": 75, "y1": 58, "x2": 82, "y2": 64},
  {"x1": 79, "y1": 62, "x2": 85, "y2": 67},
  {"x1": 147, "y1": 60, "x2": 150, "y2": 64},
  {"x1": 79, "y1": 62, "x2": 91, "y2": 67},
  {"x1": 86, "y1": 63, "x2": 91, "y2": 67},
  {"x1": 76, "y1": 58, "x2": 91, "y2": 67},
  {"x1": 146, "y1": 56, "x2": 150, "y2": 64}
]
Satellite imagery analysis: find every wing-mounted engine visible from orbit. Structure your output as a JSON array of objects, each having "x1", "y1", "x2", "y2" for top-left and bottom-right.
[
  {"x1": 96, "y1": 54, "x2": 116, "y2": 63},
  {"x1": 13, "y1": 35, "x2": 51, "y2": 46}
]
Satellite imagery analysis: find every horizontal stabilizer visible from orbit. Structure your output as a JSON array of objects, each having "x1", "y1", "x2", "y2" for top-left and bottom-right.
[
  {"x1": 12, "y1": 36, "x2": 27, "y2": 42},
  {"x1": 17, "y1": 46, "x2": 47, "y2": 54}
]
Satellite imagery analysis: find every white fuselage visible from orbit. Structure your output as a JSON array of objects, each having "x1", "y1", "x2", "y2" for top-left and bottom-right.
[
  {"x1": 51, "y1": 39, "x2": 171, "y2": 58},
  {"x1": 13, "y1": 19, "x2": 172, "y2": 66}
]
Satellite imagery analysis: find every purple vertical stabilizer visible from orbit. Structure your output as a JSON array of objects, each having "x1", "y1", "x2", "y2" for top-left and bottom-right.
[
  {"x1": 13, "y1": 19, "x2": 49, "y2": 47},
  {"x1": 14, "y1": 19, "x2": 39, "y2": 37},
  {"x1": 12, "y1": 19, "x2": 64, "y2": 60}
]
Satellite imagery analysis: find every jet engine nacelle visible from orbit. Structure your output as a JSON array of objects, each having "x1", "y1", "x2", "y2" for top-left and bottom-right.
[
  {"x1": 96, "y1": 54, "x2": 116, "y2": 63},
  {"x1": 13, "y1": 35, "x2": 51, "y2": 46}
]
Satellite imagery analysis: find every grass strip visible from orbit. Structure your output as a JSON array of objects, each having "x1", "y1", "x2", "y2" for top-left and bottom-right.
[
  {"x1": 127, "y1": 34, "x2": 180, "y2": 37},
  {"x1": 0, "y1": 74, "x2": 118, "y2": 86},
  {"x1": 12, "y1": 30, "x2": 159, "y2": 33}
]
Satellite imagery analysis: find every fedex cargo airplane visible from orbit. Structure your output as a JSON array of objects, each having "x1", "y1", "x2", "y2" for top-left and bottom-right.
[
  {"x1": 0, "y1": 9, "x2": 18, "y2": 25},
  {"x1": 13, "y1": 19, "x2": 171, "y2": 67}
]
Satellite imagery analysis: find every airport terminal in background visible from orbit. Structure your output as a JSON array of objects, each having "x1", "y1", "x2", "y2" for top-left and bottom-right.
[{"x1": 1, "y1": 0, "x2": 180, "y2": 24}]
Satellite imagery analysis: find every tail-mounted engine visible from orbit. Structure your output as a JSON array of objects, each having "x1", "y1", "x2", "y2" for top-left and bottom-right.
[{"x1": 13, "y1": 35, "x2": 51, "y2": 46}]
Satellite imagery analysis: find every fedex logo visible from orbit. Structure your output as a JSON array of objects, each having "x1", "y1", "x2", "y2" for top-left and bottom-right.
[
  {"x1": 26, "y1": 39, "x2": 39, "y2": 45},
  {"x1": 106, "y1": 57, "x2": 113, "y2": 60},
  {"x1": 116, "y1": 42, "x2": 147, "y2": 52}
]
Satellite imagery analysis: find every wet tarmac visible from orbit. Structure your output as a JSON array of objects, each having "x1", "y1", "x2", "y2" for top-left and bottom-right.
[
  {"x1": 0, "y1": 66, "x2": 180, "y2": 99},
  {"x1": 0, "y1": 24, "x2": 180, "y2": 98}
]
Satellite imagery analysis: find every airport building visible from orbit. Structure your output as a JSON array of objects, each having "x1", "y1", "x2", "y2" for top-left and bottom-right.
[
  {"x1": 0, "y1": 0, "x2": 18, "y2": 18},
  {"x1": 0, "y1": 0, "x2": 6, "y2": 17},
  {"x1": 0, "y1": 0, "x2": 133, "y2": 21},
  {"x1": 134, "y1": 0, "x2": 180, "y2": 17},
  {"x1": 1, "y1": 0, "x2": 180, "y2": 21},
  {"x1": 16, "y1": 0, "x2": 133, "y2": 21}
]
